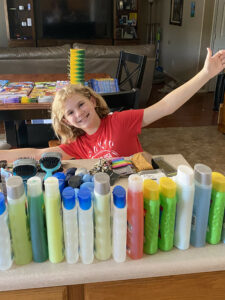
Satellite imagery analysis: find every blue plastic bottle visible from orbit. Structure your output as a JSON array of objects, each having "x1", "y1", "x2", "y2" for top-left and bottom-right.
[{"x1": 190, "y1": 164, "x2": 212, "y2": 247}]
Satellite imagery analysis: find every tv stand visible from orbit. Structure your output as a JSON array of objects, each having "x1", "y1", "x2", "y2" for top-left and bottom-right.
[{"x1": 36, "y1": 39, "x2": 113, "y2": 47}]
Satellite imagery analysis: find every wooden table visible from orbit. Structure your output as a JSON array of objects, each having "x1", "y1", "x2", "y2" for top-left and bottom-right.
[{"x1": 0, "y1": 73, "x2": 110, "y2": 147}]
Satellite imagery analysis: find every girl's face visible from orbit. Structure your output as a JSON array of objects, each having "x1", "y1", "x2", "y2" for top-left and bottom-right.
[{"x1": 63, "y1": 93, "x2": 100, "y2": 134}]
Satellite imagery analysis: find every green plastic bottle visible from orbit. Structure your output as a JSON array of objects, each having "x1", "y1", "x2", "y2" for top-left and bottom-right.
[
  {"x1": 6, "y1": 176, "x2": 32, "y2": 265},
  {"x1": 206, "y1": 172, "x2": 225, "y2": 244},
  {"x1": 158, "y1": 177, "x2": 176, "y2": 251},
  {"x1": 143, "y1": 179, "x2": 160, "y2": 255}
]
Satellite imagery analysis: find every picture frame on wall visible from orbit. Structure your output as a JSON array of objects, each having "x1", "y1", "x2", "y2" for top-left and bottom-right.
[
  {"x1": 169, "y1": 0, "x2": 183, "y2": 26},
  {"x1": 121, "y1": 15, "x2": 128, "y2": 25}
]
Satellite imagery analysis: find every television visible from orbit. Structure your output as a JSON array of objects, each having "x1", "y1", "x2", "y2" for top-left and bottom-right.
[{"x1": 34, "y1": 0, "x2": 113, "y2": 40}]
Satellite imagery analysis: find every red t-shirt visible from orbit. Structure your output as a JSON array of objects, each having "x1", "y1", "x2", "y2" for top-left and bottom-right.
[{"x1": 59, "y1": 109, "x2": 144, "y2": 159}]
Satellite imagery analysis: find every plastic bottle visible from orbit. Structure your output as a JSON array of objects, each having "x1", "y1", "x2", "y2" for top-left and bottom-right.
[
  {"x1": 44, "y1": 177, "x2": 64, "y2": 263},
  {"x1": 112, "y1": 185, "x2": 127, "y2": 263},
  {"x1": 174, "y1": 165, "x2": 195, "y2": 250},
  {"x1": 62, "y1": 187, "x2": 79, "y2": 264},
  {"x1": 93, "y1": 172, "x2": 111, "y2": 260},
  {"x1": 0, "y1": 192, "x2": 13, "y2": 270},
  {"x1": 222, "y1": 213, "x2": 225, "y2": 243},
  {"x1": 78, "y1": 188, "x2": 94, "y2": 264},
  {"x1": 190, "y1": 164, "x2": 212, "y2": 247},
  {"x1": 143, "y1": 179, "x2": 160, "y2": 255},
  {"x1": 6, "y1": 176, "x2": 32, "y2": 265},
  {"x1": 27, "y1": 176, "x2": 48, "y2": 262},
  {"x1": 206, "y1": 172, "x2": 225, "y2": 244},
  {"x1": 127, "y1": 174, "x2": 143, "y2": 259},
  {"x1": 158, "y1": 177, "x2": 176, "y2": 251}
]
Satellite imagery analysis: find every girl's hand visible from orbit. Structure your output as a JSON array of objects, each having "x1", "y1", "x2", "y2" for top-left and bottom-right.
[{"x1": 203, "y1": 48, "x2": 225, "y2": 78}]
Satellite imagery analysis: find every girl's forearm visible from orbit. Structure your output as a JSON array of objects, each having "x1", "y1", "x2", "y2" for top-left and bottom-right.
[{"x1": 0, "y1": 148, "x2": 46, "y2": 163}]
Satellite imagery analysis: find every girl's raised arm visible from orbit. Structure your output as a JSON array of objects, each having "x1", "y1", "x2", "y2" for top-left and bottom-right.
[{"x1": 142, "y1": 48, "x2": 225, "y2": 128}]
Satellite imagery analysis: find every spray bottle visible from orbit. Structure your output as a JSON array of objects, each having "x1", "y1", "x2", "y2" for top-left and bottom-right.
[
  {"x1": 158, "y1": 177, "x2": 176, "y2": 251},
  {"x1": 206, "y1": 172, "x2": 225, "y2": 244},
  {"x1": 143, "y1": 179, "x2": 160, "y2": 255}
]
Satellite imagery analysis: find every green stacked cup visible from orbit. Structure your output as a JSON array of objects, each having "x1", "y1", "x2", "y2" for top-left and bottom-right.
[{"x1": 70, "y1": 49, "x2": 85, "y2": 85}]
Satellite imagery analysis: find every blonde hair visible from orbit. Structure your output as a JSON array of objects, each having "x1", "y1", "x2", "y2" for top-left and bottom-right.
[{"x1": 51, "y1": 84, "x2": 110, "y2": 143}]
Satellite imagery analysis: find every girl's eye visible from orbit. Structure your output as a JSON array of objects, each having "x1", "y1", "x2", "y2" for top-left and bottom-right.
[
  {"x1": 68, "y1": 111, "x2": 73, "y2": 116},
  {"x1": 79, "y1": 102, "x2": 84, "y2": 107}
]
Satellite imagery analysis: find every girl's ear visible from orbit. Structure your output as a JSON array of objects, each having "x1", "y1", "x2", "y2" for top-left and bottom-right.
[{"x1": 90, "y1": 96, "x2": 97, "y2": 107}]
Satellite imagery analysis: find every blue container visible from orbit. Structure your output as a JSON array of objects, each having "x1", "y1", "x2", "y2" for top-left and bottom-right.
[{"x1": 190, "y1": 164, "x2": 212, "y2": 247}]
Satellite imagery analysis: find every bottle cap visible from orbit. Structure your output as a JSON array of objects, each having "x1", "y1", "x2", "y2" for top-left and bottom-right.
[
  {"x1": 53, "y1": 172, "x2": 66, "y2": 180},
  {"x1": 212, "y1": 172, "x2": 225, "y2": 192},
  {"x1": 194, "y1": 164, "x2": 212, "y2": 186},
  {"x1": 177, "y1": 165, "x2": 194, "y2": 186},
  {"x1": 143, "y1": 179, "x2": 159, "y2": 201},
  {"x1": 58, "y1": 179, "x2": 66, "y2": 195},
  {"x1": 68, "y1": 175, "x2": 82, "y2": 188},
  {"x1": 159, "y1": 177, "x2": 176, "y2": 198},
  {"x1": 128, "y1": 174, "x2": 143, "y2": 193},
  {"x1": 113, "y1": 185, "x2": 126, "y2": 208},
  {"x1": 27, "y1": 176, "x2": 42, "y2": 198},
  {"x1": 44, "y1": 177, "x2": 59, "y2": 195},
  {"x1": 78, "y1": 188, "x2": 92, "y2": 210},
  {"x1": 0, "y1": 193, "x2": 6, "y2": 215},
  {"x1": 94, "y1": 172, "x2": 110, "y2": 195},
  {"x1": 80, "y1": 181, "x2": 94, "y2": 194},
  {"x1": 62, "y1": 187, "x2": 75, "y2": 210},
  {"x1": 6, "y1": 176, "x2": 24, "y2": 200}
]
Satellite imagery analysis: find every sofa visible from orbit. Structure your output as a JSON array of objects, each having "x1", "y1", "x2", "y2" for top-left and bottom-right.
[{"x1": 0, "y1": 43, "x2": 155, "y2": 108}]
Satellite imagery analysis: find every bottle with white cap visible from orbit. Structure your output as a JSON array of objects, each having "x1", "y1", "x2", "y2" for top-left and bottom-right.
[
  {"x1": 174, "y1": 165, "x2": 195, "y2": 250},
  {"x1": 0, "y1": 192, "x2": 13, "y2": 270},
  {"x1": 6, "y1": 176, "x2": 32, "y2": 265},
  {"x1": 78, "y1": 188, "x2": 94, "y2": 264},
  {"x1": 190, "y1": 163, "x2": 212, "y2": 247},
  {"x1": 93, "y1": 172, "x2": 111, "y2": 260},
  {"x1": 62, "y1": 187, "x2": 79, "y2": 264},
  {"x1": 112, "y1": 185, "x2": 127, "y2": 263}
]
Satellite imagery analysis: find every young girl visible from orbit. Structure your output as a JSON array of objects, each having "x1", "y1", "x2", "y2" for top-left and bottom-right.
[{"x1": 1, "y1": 48, "x2": 225, "y2": 162}]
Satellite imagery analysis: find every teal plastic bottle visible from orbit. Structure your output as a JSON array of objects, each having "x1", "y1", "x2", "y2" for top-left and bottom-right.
[
  {"x1": 143, "y1": 179, "x2": 160, "y2": 255},
  {"x1": 27, "y1": 176, "x2": 48, "y2": 262},
  {"x1": 206, "y1": 172, "x2": 225, "y2": 244},
  {"x1": 158, "y1": 177, "x2": 176, "y2": 251}
]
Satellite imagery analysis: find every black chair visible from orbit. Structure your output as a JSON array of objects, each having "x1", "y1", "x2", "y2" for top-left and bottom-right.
[{"x1": 214, "y1": 73, "x2": 225, "y2": 111}]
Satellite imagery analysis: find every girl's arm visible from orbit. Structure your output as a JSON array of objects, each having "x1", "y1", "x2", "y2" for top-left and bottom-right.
[
  {"x1": 142, "y1": 48, "x2": 225, "y2": 128},
  {"x1": 0, "y1": 146, "x2": 73, "y2": 163}
]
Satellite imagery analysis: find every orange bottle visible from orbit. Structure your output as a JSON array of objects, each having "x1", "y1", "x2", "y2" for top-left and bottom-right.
[{"x1": 127, "y1": 174, "x2": 144, "y2": 259}]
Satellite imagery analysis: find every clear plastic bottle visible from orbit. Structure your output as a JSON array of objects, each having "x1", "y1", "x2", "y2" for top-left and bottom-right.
[
  {"x1": 174, "y1": 165, "x2": 195, "y2": 250},
  {"x1": 127, "y1": 174, "x2": 143, "y2": 259},
  {"x1": 158, "y1": 177, "x2": 176, "y2": 252},
  {"x1": 44, "y1": 177, "x2": 64, "y2": 263},
  {"x1": 143, "y1": 179, "x2": 160, "y2": 255},
  {"x1": 62, "y1": 187, "x2": 79, "y2": 264},
  {"x1": 190, "y1": 164, "x2": 212, "y2": 247},
  {"x1": 0, "y1": 192, "x2": 13, "y2": 270},
  {"x1": 6, "y1": 176, "x2": 32, "y2": 265},
  {"x1": 78, "y1": 188, "x2": 94, "y2": 264},
  {"x1": 206, "y1": 172, "x2": 225, "y2": 244},
  {"x1": 93, "y1": 172, "x2": 111, "y2": 261},
  {"x1": 27, "y1": 176, "x2": 48, "y2": 262},
  {"x1": 112, "y1": 185, "x2": 127, "y2": 263}
]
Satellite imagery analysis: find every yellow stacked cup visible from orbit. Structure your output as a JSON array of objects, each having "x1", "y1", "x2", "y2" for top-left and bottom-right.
[{"x1": 70, "y1": 48, "x2": 85, "y2": 85}]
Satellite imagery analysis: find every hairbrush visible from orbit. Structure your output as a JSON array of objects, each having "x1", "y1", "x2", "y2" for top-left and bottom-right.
[
  {"x1": 13, "y1": 158, "x2": 37, "y2": 191},
  {"x1": 39, "y1": 152, "x2": 62, "y2": 180}
]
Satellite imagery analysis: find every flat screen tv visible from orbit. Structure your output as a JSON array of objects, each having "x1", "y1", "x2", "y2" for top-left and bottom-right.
[{"x1": 34, "y1": 0, "x2": 113, "y2": 40}]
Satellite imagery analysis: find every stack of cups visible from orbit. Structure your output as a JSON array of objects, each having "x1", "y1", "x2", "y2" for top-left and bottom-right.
[{"x1": 70, "y1": 48, "x2": 85, "y2": 85}]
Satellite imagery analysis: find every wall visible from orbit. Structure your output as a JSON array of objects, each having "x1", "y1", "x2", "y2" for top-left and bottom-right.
[{"x1": 0, "y1": 0, "x2": 8, "y2": 47}]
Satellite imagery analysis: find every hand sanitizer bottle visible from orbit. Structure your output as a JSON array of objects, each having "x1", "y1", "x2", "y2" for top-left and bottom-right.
[
  {"x1": 27, "y1": 176, "x2": 48, "y2": 262},
  {"x1": 112, "y1": 185, "x2": 127, "y2": 263},
  {"x1": 143, "y1": 179, "x2": 160, "y2": 255},
  {"x1": 206, "y1": 172, "x2": 225, "y2": 244},
  {"x1": 94, "y1": 172, "x2": 111, "y2": 260},
  {"x1": 158, "y1": 177, "x2": 176, "y2": 251},
  {"x1": 0, "y1": 192, "x2": 13, "y2": 270},
  {"x1": 174, "y1": 165, "x2": 195, "y2": 250},
  {"x1": 6, "y1": 176, "x2": 32, "y2": 265},
  {"x1": 78, "y1": 188, "x2": 94, "y2": 264},
  {"x1": 44, "y1": 177, "x2": 64, "y2": 263},
  {"x1": 190, "y1": 164, "x2": 212, "y2": 247},
  {"x1": 62, "y1": 187, "x2": 79, "y2": 264}
]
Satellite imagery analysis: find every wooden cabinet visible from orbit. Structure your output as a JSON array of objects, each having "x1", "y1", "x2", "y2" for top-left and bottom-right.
[
  {"x1": 113, "y1": 0, "x2": 140, "y2": 45},
  {"x1": 218, "y1": 102, "x2": 225, "y2": 133},
  {"x1": 4, "y1": 0, "x2": 36, "y2": 47}
]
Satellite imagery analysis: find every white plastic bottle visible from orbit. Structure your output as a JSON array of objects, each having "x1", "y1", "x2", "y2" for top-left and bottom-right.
[
  {"x1": 112, "y1": 185, "x2": 127, "y2": 263},
  {"x1": 174, "y1": 165, "x2": 195, "y2": 250},
  {"x1": 0, "y1": 192, "x2": 13, "y2": 270},
  {"x1": 78, "y1": 188, "x2": 94, "y2": 264},
  {"x1": 62, "y1": 187, "x2": 79, "y2": 264},
  {"x1": 93, "y1": 172, "x2": 111, "y2": 261}
]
